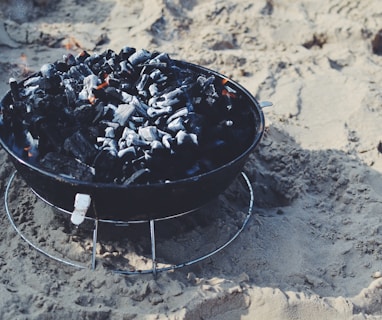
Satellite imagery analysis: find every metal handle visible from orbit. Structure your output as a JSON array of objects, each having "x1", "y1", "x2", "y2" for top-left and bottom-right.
[{"x1": 259, "y1": 101, "x2": 273, "y2": 108}]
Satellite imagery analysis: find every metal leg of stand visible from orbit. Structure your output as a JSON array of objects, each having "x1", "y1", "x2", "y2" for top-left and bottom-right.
[
  {"x1": 150, "y1": 220, "x2": 157, "y2": 276},
  {"x1": 91, "y1": 219, "x2": 99, "y2": 270}
]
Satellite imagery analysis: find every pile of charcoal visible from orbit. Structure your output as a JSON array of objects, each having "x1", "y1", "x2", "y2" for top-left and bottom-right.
[{"x1": 2, "y1": 47, "x2": 254, "y2": 185}]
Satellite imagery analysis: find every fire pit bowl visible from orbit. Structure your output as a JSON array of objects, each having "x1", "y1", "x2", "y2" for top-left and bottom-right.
[{"x1": 0, "y1": 56, "x2": 266, "y2": 221}]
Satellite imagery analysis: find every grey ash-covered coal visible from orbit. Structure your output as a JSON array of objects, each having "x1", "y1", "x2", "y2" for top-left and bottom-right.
[{"x1": 2, "y1": 47, "x2": 254, "y2": 185}]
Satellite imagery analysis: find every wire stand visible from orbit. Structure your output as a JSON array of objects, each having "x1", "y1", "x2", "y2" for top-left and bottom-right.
[{"x1": 4, "y1": 171, "x2": 254, "y2": 275}]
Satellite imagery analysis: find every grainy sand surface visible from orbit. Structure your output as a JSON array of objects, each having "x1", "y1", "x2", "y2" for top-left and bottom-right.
[{"x1": 1, "y1": 0, "x2": 382, "y2": 319}]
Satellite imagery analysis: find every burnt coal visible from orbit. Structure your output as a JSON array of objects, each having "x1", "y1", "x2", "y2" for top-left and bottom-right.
[
  {"x1": 40, "y1": 152, "x2": 94, "y2": 182},
  {"x1": 63, "y1": 129, "x2": 99, "y2": 164},
  {"x1": 1, "y1": 46, "x2": 255, "y2": 184}
]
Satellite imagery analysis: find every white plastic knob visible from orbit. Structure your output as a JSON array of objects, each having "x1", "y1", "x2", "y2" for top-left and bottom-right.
[{"x1": 71, "y1": 193, "x2": 91, "y2": 225}]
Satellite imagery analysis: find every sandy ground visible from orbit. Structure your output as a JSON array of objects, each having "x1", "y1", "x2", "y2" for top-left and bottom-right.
[{"x1": 1, "y1": 0, "x2": 382, "y2": 319}]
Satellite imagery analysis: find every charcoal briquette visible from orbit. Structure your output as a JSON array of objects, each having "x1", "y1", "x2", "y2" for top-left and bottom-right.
[
  {"x1": 167, "y1": 117, "x2": 185, "y2": 133},
  {"x1": 130, "y1": 96, "x2": 148, "y2": 117},
  {"x1": 197, "y1": 75, "x2": 215, "y2": 90},
  {"x1": 112, "y1": 103, "x2": 135, "y2": 126},
  {"x1": 117, "y1": 146, "x2": 136, "y2": 160},
  {"x1": 147, "y1": 106, "x2": 172, "y2": 118},
  {"x1": 64, "y1": 53, "x2": 77, "y2": 67},
  {"x1": 136, "y1": 73, "x2": 150, "y2": 92},
  {"x1": 108, "y1": 77, "x2": 120, "y2": 88},
  {"x1": 150, "y1": 140, "x2": 164, "y2": 151},
  {"x1": 73, "y1": 104, "x2": 96, "y2": 124},
  {"x1": 93, "y1": 150, "x2": 121, "y2": 182},
  {"x1": 149, "y1": 69, "x2": 163, "y2": 81},
  {"x1": 64, "y1": 130, "x2": 98, "y2": 164},
  {"x1": 175, "y1": 130, "x2": 198, "y2": 147},
  {"x1": 55, "y1": 61, "x2": 70, "y2": 73},
  {"x1": 153, "y1": 52, "x2": 171, "y2": 64},
  {"x1": 119, "y1": 46, "x2": 136, "y2": 60},
  {"x1": 40, "y1": 63, "x2": 56, "y2": 78},
  {"x1": 79, "y1": 74, "x2": 99, "y2": 101},
  {"x1": 104, "y1": 126, "x2": 115, "y2": 138},
  {"x1": 9, "y1": 78, "x2": 20, "y2": 102},
  {"x1": 40, "y1": 152, "x2": 94, "y2": 182},
  {"x1": 128, "y1": 49, "x2": 152, "y2": 66},
  {"x1": 166, "y1": 107, "x2": 188, "y2": 124},
  {"x1": 148, "y1": 83, "x2": 159, "y2": 97},
  {"x1": 138, "y1": 126, "x2": 160, "y2": 142},
  {"x1": 162, "y1": 134, "x2": 175, "y2": 150},
  {"x1": 75, "y1": 50, "x2": 91, "y2": 63},
  {"x1": 125, "y1": 129, "x2": 150, "y2": 147}
]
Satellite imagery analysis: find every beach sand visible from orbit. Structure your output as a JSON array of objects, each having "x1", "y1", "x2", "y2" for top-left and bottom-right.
[{"x1": 1, "y1": 0, "x2": 382, "y2": 319}]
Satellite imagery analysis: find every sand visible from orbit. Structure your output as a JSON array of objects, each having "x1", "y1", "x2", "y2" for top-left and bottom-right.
[{"x1": 1, "y1": 0, "x2": 382, "y2": 319}]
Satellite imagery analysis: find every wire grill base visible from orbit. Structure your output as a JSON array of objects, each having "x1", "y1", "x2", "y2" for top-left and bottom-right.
[{"x1": 5, "y1": 171, "x2": 254, "y2": 275}]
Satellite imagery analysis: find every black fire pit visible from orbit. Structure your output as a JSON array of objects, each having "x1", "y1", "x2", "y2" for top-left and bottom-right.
[{"x1": 0, "y1": 48, "x2": 266, "y2": 221}]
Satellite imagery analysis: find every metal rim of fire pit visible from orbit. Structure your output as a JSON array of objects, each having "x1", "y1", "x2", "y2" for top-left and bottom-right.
[{"x1": 5, "y1": 170, "x2": 254, "y2": 275}]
